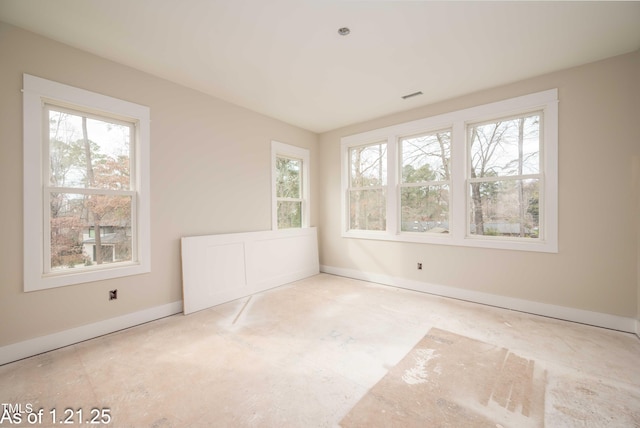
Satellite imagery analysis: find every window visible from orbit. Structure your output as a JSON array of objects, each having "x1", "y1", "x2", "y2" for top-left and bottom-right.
[
  {"x1": 272, "y1": 141, "x2": 310, "y2": 229},
  {"x1": 23, "y1": 74, "x2": 151, "y2": 291},
  {"x1": 400, "y1": 129, "x2": 451, "y2": 233},
  {"x1": 348, "y1": 142, "x2": 387, "y2": 231},
  {"x1": 341, "y1": 89, "x2": 558, "y2": 252},
  {"x1": 468, "y1": 113, "x2": 541, "y2": 238}
]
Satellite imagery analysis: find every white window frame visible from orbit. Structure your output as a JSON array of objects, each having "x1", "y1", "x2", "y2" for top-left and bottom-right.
[
  {"x1": 399, "y1": 128, "x2": 452, "y2": 234},
  {"x1": 345, "y1": 140, "x2": 389, "y2": 234},
  {"x1": 23, "y1": 74, "x2": 151, "y2": 291},
  {"x1": 341, "y1": 89, "x2": 558, "y2": 253},
  {"x1": 271, "y1": 141, "x2": 310, "y2": 230}
]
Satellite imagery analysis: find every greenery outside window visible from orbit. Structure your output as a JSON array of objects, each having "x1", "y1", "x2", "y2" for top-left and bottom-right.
[
  {"x1": 348, "y1": 142, "x2": 387, "y2": 231},
  {"x1": 272, "y1": 141, "x2": 310, "y2": 229},
  {"x1": 468, "y1": 113, "x2": 542, "y2": 239},
  {"x1": 400, "y1": 130, "x2": 451, "y2": 233},
  {"x1": 276, "y1": 155, "x2": 303, "y2": 228}
]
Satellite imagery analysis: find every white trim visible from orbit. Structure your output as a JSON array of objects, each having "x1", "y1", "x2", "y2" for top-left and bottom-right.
[
  {"x1": 0, "y1": 301, "x2": 183, "y2": 366},
  {"x1": 271, "y1": 141, "x2": 310, "y2": 230},
  {"x1": 340, "y1": 89, "x2": 558, "y2": 253},
  {"x1": 320, "y1": 265, "x2": 636, "y2": 333},
  {"x1": 635, "y1": 319, "x2": 640, "y2": 339},
  {"x1": 23, "y1": 74, "x2": 151, "y2": 291}
]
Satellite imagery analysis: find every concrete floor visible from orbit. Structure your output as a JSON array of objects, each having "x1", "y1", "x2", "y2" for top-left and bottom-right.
[{"x1": 1, "y1": 273, "x2": 639, "y2": 427}]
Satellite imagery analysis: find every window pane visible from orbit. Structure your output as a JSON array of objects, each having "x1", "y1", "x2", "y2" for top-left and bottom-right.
[
  {"x1": 401, "y1": 185, "x2": 449, "y2": 233},
  {"x1": 49, "y1": 108, "x2": 131, "y2": 190},
  {"x1": 50, "y1": 192, "x2": 132, "y2": 270},
  {"x1": 469, "y1": 179, "x2": 539, "y2": 238},
  {"x1": 401, "y1": 130, "x2": 450, "y2": 183},
  {"x1": 277, "y1": 201, "x2": 302, "y2": 229},
  {"x1": 276, "y1": 157, "x2": 301, "y2": 198},
  {"x1": 350, "y1": 143, "x2": 387, "y2": 187},
  {"x1": 349, "y1": 189, "x2": 386, "y2": 231},
  {"x1": 470, "y1": 114, "x2": 540, "y2": 178}
]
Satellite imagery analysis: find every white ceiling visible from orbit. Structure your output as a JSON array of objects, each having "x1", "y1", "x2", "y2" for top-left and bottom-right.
[{"x1": 1, "y1": 1, "x2": 639, "y2": 133}]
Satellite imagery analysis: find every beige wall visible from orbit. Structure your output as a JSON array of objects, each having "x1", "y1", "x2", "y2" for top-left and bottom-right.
[
  {"x1": 1, "y1": 20, "x2": 638, "y2": 349},
  {"x1": 636, "y1": 155, "x2": 640, "y2": 333},
  {"x1": 636, "y1": 48, "x2": 640, "y2": 331},
  {"x1": 318, "y1": 50, "x2": 640, "y2": 318},
  {"x1": 636, "y1": 50, "x2": 640, "y2": 332},
  {"x1": 0, "y1": 22, "x2": 318, "y2": 347}
]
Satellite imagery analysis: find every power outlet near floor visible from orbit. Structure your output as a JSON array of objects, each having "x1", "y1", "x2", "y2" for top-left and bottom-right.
[
  {"x1": 417, "y1": 262, "x2": 423, "y2": 270},
  {"x1": 109, "y1": 289, "x2": 118, "y2": 300}
]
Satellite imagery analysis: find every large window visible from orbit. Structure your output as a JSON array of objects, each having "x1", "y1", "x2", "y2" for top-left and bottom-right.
[
  {"x1": 341, "y1": 89, "x2": 558, "y2": 252},
  {"x1": 23, "y1": 74, "x2": 151, "y2": 291},
  {"x1": 272, "y1": 141, "x2": 310, "y2": 229}
]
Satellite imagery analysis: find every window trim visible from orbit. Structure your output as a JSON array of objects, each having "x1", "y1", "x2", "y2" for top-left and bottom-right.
[
  {"x1": 23, "y1": 74, "x2": 151, "y2": 291},
  {"x1": 271, "y1": 141, "x2": 310, "y2": 230},
  {"x1": 340, "y1": 89, "x2": 558, "y2": 253}
]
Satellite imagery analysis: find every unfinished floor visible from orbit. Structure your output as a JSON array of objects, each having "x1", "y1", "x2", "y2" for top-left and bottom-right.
[{"x1": 1, "y1": 273, "x2": 639, "y2": 427}]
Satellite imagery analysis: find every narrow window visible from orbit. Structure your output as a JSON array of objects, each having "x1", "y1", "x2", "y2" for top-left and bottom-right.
[
  {"x1": 276, "y1": 155, "x2": 303, "y2": 228},
  {"x1": 348, "y1": 142, "x2": 387, "y2": 231},
  {"x1": 271, "y1": 141, "x2": 310, "y2": 229},
  {"x1": 400, "y1": 129, "x2": 451, "y2": 233},
  {"x1": 468, "y1": 113, "x2": 542, "y2": 239}
]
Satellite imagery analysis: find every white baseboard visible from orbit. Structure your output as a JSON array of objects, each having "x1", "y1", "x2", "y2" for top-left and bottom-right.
[
  {"x1": 636, "y1": 319, "x2": 640, "y2": 339},
  {"x1": 0, "y1": 301, "x2": 183, "y2": 366},
  {"x1": 320, "y1": 265, "x2": 637, "y2": 334}
]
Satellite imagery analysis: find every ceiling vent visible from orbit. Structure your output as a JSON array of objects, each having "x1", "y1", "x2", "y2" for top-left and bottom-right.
[{"x1": 402, "y1": 91, "x2": 423, "y2": 100}]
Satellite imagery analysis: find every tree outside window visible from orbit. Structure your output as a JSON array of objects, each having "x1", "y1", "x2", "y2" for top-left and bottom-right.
[
  {"x1": 400, "y1": 130, "x2": 451, "y2": 233},
  {"x1": 47, "y1": 107, "x2": 134, "y2": 270},
  {"x1": 348, "y1": 142, "x2": 387, "y2": 231},
  {"x1": 468, "y1": 113, "x2": 541, "y2": 238},
  {"x1": 276, "y1": 156, "x2": 303, "y2": 228}
]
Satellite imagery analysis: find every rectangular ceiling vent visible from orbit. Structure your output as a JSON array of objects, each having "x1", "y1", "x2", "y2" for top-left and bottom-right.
[{"x1": 402, "y1": 91, "x2": 423, "y2": 100}]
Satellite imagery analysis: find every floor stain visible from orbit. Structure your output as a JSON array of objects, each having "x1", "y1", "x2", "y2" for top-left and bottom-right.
[{"x1": 341, "y1": 328, "x2": 546, "y2": 428}]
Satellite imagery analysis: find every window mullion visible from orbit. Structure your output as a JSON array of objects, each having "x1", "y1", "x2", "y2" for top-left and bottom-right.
[
  {"x1": 47, "y1": 187, "x2": 136, "y2": 197},
  {"x1": 400, "y1": 180, "x2": 450, "y2": 188},
  {"x1": 451, "y1": 121, "x2": 466, "y2": 240},
  {"x1": 42, "y1": 104, "x2": 51, "y2": 275},
  {"x1": 468, "y1": 174, "x2": 540, "y2": 184},
  {"x1": 386, "y1": 135, "x2": 397, "y2": 235},
  {"x1": 348, "y1": 185, "x2": 385, "y2": 192},
  {"x1": 43, "y1": 190, "x2": 52, "y2": 274}
]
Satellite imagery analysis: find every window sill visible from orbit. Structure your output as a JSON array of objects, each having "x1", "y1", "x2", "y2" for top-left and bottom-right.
[
  {"x1": 25, "y1": 262, "x2": 150, "y2": 292},
  {"x1": 341, "y1": 230, "x2": 557, "y2": 253}
]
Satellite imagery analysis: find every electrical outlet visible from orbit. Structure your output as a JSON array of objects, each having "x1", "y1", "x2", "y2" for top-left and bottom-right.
[
  {"x1": 109, "y1": 289, "x2": 118, "y2": 300},
  {"x1": 417, "y1": 262, "x2": 422, "y2": 270}
]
